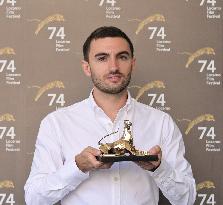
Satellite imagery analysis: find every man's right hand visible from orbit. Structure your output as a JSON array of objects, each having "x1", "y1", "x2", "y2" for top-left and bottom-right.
[{"x1": 75, "y1": 146, "x2": 113, "y2": 173}]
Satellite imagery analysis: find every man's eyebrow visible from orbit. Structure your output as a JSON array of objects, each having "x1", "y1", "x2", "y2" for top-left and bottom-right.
[
  {"x1": 117, "y1": 51, "x2": 131, "y2": 56},
  {"x1": 94, "y1": 53, "x2": 109, "y2": 58},
  {"x1": 94, "y1": 51, "x2": 131, "y2": 58}
]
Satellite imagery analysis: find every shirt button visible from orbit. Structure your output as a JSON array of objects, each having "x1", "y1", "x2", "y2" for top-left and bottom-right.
[{"x1": 114, "y1": 177, "x2": 119, "y2": 181}]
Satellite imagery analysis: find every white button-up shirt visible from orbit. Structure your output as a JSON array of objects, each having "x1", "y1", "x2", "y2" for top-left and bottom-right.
[{"x1": 24, "y1": 91, "x2": 196, "y2": 205}]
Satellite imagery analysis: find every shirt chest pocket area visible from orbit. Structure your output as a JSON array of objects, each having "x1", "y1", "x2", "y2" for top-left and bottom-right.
[{"x1": 132, "y1": 126, "x2": 162, "y2": 151}]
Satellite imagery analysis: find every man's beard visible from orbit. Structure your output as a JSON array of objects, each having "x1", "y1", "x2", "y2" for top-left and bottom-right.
[{"x1": 90, "y1": 69, "x2": 132, "y2": 94}]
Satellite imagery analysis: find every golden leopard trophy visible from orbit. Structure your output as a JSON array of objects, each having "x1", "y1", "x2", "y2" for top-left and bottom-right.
[{"x1": 97, "y1": 120, "x2": 158, "y2": 162}]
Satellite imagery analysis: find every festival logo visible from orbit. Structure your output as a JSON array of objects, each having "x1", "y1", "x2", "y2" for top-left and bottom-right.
[
  {"x1": 0, "y1": 180, "x2": 15, "y2": 204},
  {"x1": 34, "y1": 14, "x2": 65, "y2": 36},
  {"x1": 184, "y1": 114, "x2": 215, "y2": 135},
  {"x1": 0, "y1": 0, "x2": 21, "y2": 19},
  {"x1": 182, "y1": 47, "x2": 215, "y2": 68},
  {"x1": 186, "y1": 0, "x2": 221, "y2": 19},
  {"x1": 134, "y1": 14, "x2": 165, "y2": 35},
  {"x1": 0, "y1": 47, "x2": 21, "y2": 86},
  {"x1": 178, "y1": 114, "x2": 221, "y2": 152},
  {"x1": 130, "y1": 80, "x2": 171, "y2": 111},
  {"x1": 197, "y1": 180, "x2": 217, "y2": 205},
  {"x1": 98, "y1": 0, "x2": 121, "y2": 19},
  {"x1": 130, "y1": 14, "x2": 171, "y2": 52},
  {"x1": 180, "y1": 47, "x2": 221, "y2": 86},
  {"x1": 28, "y1": 80, "x2": 66, "y2": 109},
  {"x1": 28, "y1": 14, "x2": 70, "y2": 53},
  {"x1": 0, "y1": 113, "x2": 20, "y2": 152}
]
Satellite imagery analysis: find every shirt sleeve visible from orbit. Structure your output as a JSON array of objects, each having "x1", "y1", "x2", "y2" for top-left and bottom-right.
[
  {"x1": 149, "y1": 114, "x2": 196, "y2": 205},
  {"x1": 24, "y1": 114, "x2": 89, "y2": 205}
]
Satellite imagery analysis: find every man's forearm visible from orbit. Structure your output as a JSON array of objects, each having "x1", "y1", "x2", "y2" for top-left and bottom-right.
[
  {"x1": 24, "y1": 160, "x2": 89, "y2": 205},
  {"x1": 150, "y1": 159, "x2": 196, "y2": 205}
]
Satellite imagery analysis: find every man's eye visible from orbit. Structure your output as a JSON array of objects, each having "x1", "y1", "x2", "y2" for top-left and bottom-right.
[
  {"x1": 97, "y1": 56, "x2": 107, "y2": 62},
  {"x1": 119, "y1": 55, "x2": 129, "y2": 60}
]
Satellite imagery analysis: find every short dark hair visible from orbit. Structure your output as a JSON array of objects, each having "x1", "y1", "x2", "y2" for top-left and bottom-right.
[{"x1": 83, "y1": 26, "x2": 134, "y2": 62}]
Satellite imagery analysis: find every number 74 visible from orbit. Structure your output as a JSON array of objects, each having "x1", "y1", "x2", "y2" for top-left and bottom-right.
[
  {"x1": 0, "y1": 0, "x2": 16, "y2": 6},
  {"x1": 99, "y1": 0, "x2": 116, "y2": 7},
  {"x1": 148, "y1": 94, "x2": 166, "y2": 107},
  {"x1": 200, "y1": 0, "x2": 216, "y2": 6},
  {"x1": 197, "y1": 194, "x2": 216, "y2": 205},
  {"x1": 0, "y1": 193, "x2": 15, "y2": 205}
]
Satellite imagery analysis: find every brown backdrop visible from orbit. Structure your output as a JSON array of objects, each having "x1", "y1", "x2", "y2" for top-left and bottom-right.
[{"x1": 0, "y1": 0, "x2": 222, "y2": 204}]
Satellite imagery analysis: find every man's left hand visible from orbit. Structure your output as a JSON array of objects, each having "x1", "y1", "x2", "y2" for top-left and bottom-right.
[{"x1": 135, "y1": 145, "x2": 162, "y2": 172}]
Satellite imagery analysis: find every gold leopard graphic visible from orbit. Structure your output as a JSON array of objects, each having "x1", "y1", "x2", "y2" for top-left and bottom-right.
[
  {"x1": 0, "y1": 180, "x2": 14, "y2": 189},
  {"x1": 196, "y1": 181, "x2": 215, "y2": 191},
  {"x1": 179, "y1": 47, "x2": 215, "y2": 68},
  {"x1": 0, "y1": 113, "x2": 15, "y2": 122},
  {"x1": 129, "y1": 81, "x2": 165, "y2": 101},
  {"x1": 178, "y1": 114, "x2": 215, "y2": 135},
  {"x1": 0, "y1": 47, "x2": 15, "y2": 56},
  {"x1": 27, "y1": 14, "x2": 65, "y2": 35},
  {"x1": 129, "y1": 14, "x2": 165, "y2": 35},
  {"x1": 28, "y1": 80, "x2": 65, "y2": 102}
]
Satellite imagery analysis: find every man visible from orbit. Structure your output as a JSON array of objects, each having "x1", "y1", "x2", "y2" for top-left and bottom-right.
[{"x1": 25, "y1": 26, "x2": 196, "y2": 205}]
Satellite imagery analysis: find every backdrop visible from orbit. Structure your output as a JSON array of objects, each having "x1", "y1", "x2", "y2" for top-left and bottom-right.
[{"x1": 0, "y1": 0, "x2": 222, "y2": 204}]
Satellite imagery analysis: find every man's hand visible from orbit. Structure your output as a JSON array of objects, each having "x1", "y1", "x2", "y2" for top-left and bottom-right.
[
  {"x1": 75, "y1": 146, "x2": 113, "y2": 173},
  {"x1": 135, "y1": 145, "x2": 162, "y2": 172}
]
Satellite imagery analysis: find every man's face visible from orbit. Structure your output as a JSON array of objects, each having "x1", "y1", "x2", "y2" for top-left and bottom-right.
[{"x1": 82, "y1": 37, "x2": 135, "y2": 94}]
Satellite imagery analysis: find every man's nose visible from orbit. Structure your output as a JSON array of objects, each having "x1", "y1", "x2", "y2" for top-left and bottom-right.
[{"x1": 108, "y1": 58, "x2": 119, "y2": 71}]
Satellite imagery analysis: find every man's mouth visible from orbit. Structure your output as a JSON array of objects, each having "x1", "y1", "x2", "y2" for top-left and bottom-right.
[{"x1": 107, "y1": 74, "x2": 122, "y2": 82}]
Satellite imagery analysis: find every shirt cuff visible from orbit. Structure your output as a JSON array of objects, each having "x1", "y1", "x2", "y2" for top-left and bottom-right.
[{"x1": 149, "y1": 159, "x2": 173, "y2": 188}]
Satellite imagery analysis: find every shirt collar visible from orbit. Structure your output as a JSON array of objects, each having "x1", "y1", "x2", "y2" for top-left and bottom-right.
[{"x1": 88, "y1": 89, "x2": 133, "y2": 113}]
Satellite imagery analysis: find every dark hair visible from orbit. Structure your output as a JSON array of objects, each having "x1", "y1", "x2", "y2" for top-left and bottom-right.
[{"x1": 83, "y1": 26, "x2": 134, "y2": 62}]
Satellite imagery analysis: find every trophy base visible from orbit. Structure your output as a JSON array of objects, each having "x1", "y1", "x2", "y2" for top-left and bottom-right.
[{"x1": 96, "y1": 154, "x2": 159, "y2": 163}]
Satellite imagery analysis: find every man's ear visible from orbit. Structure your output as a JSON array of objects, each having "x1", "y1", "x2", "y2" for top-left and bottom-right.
[
  {"x1": 132, "y1": 57, "x2": 136, "y2": 71},
  {"x1": 81, "y1": 60, "x2": 91, "y2": 77}
]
